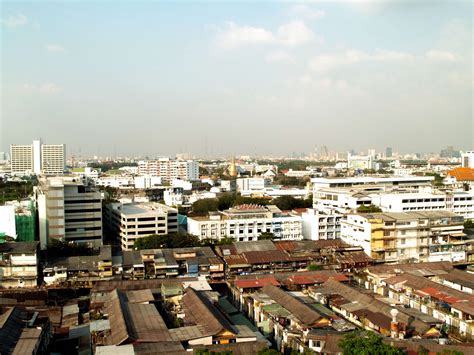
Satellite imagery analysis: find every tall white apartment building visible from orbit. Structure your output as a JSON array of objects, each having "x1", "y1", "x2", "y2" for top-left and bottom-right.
[
  {"x1": 187, "y1": 204, "x2": 302, "y2": 242},
  {"x1": 137, "y1": 158, "x2": 199, "y2": 181},
  {"x1": 35, "y1": 177, "x2": 103, "y2": 249},
  {"x1": 10, "y1": 139, "x2": 65, "y2": 176},
  {"x1": 106, "y1": 202, "x2": 178, "y2": 250},
  {"x1": 340, "y1": 211, "x2": 469, "y2": 263},
  {"x1": 10, "y1": 144, "x2": 34, "y2": 174}
]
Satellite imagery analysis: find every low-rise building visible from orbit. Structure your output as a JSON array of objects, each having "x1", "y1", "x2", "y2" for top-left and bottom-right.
[
  {"x1": 0, "y1": 242, "x2": 39, "y2": 288},
  {"x1": 340, "y1": 211, "x2": 471, "y2": 263},
  {"x1": 187, "y1": 204, "x2": 302, "y2": 242}
]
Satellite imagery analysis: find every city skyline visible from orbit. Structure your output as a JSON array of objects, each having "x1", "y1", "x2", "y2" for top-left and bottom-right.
[{"x1": 2, "y1": 1, "x2": 472, "y2": 156}]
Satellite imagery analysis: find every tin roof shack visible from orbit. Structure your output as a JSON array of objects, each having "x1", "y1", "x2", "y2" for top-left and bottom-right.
[
  {"x1": 229, "y1": 270, "x2": 348, "y2": 312},
  {"x1": 0, "y1": 242, "x2": 39, "y2": 288},
  {"x1": 247, "y1": 285, "x2": 340, "y2": 353},
  {"x1": 173, "y1": 287, "x2": 257, "y2": 349},
  {"x1": 0, "y1": 307, "x2": 52, "y2": 355},
  {"x1": 312, "y1": 279, "x2": 441, "y2": 339},
  {"x1": 43, "y1": 245, "x2": 114, "y2": 286},
  {"x1": 121, "y1": 247, "x2": 223, "y2": 281}
]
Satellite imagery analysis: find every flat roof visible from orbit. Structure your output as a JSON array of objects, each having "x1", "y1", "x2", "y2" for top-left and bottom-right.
[{"x1": 112, "y1": 203, "x2": 177, "y2": 216}]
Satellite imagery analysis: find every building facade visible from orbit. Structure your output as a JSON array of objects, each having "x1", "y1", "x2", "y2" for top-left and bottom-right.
[
  {"x1": 10, "y1": 140, "x2": 65, "y2": 176},
  {"x1": 36, "y1": 177, "x2": 103, "y2": 249},
  {"x1": 340, "y1": 211, "x2": 469, "y2": 263},
  {"x1": 106, "y1": 202, "x2": 178, "y2": 250},
  {"x1": 137, "y1": 158, "x2": 199, "y2": 181},
  {"x1": 187, "y1": 204, "x2": 303, "y2": 242}
]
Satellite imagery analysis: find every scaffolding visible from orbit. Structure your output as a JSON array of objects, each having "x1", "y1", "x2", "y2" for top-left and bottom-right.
[{"x1": 14, "y1": 200, "x2": 36, "y2": 242}]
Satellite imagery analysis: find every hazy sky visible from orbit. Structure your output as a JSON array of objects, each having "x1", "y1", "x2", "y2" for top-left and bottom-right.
[{"x1": 1, "y1": 1, "x2": 472, "y2": 158}]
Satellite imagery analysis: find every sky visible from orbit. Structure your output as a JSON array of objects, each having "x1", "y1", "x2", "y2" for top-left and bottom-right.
[{"x1": 1, "y1": 0, "x2": 472, "y2": 158}]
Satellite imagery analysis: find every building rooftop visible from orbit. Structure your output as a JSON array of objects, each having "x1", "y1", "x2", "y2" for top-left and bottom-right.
[
  {"x1": 111, "y1": 202, "x2": 177, "y2": 216},
  {"x1": 448, "y1": 167, "x2": 474, "y2": 181}
]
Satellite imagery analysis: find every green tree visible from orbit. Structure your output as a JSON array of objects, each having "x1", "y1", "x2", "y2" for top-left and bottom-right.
[
  {"x1": 218, "y1": 192, "x2": 237, "y2": 211},
  {"x1": 357, "y1": 204, "x2": 383, "y2": 213},
  {"x1": 464, "y1": 219, "x2": 474, "y2": 229},
  {"x1": 134, "y1": 233, "x2": 201, "y2": 249},
  {"x1": 191, "y1": 198, "x2": 219, "y2": 216},
  {"x1": 273, "y1": 195, "x2": 312, "y2": 210},
  {"x1": 339, "y1": 331, "x2": 404, "y2": 355}
]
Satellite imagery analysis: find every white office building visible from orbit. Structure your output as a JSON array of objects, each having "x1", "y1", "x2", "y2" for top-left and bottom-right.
[
  {"x1": 106, "y1": 202, "x2": 178, "y2": 250},
  {"x1": 373, "y1": 190, "x2": 474, "y2": 220},
  {"x1": 311, "y1": 176, "x2": 434, "y2": 192},
  {"x1": 10, "y1": 139, "x2": 65, "y2": 176},
  {"x1": 187, "y1": 204, "x2": 302, "y2": 242},
  {"x1": 236, "y1": 177, "x2": 270, "y2": 196}
]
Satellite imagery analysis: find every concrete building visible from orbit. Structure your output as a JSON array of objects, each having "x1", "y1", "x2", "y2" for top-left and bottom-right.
[
  {"x1": 348, "y1": 153, "x2": 375, "y2": 171},
  {"x1": 106, "y1": 202, "x2": 178, "y2": 250},
  {"x1": 373, "y1": 190, "x2": 474, "y2": 220},
  {"x1": 311, "y1": 176, "x2": 434, "y2": 192},
  {"x1": 0, "y1": 205, "x2": 16, "y2": 239},
  {"x1": 36, "y1": 177, "x2": 103, "y2": 249},
  {"x1": 462, "y1": 151, "x2": 474, "y2": 168},
  {"x1": 10, "y1": 139, "x2": 65, "y2": 176},
  {"x1": 340, "y1": 211, "x2": 469, "y2": 263},
  {"x1": 137, "y1": 158, "x2": 199, "y2": 181},
  {"x1": 301, "y1": 208, "x2": 342, "y2": 240},
  {"x1": 236, "y1": 177, "x2": 270, "y2": 196},
  {"x1": 187, "y1": 204, "x2": 302, "y2": 242},
  {"x1": 0, "y1": 242, "x2": 39, "y2": 288}
]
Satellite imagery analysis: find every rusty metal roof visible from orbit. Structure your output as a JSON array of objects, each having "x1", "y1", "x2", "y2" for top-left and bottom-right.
[
  {"x1": 182, "y1": 287, "x2": 236, "y2": 337},
  {"x1": 261, "y1": 285, "x2": 322, "y2": 326}
]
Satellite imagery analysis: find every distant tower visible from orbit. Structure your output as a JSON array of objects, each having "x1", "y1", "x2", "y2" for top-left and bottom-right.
[{"x1": 229, "y1": 157, "x2": 237, "y2": 177}]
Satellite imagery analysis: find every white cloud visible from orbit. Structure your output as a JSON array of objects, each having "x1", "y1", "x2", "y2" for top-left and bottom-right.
[
  {"x1": 290, "y1": 5, "x2": 326, "y2": 20},
  {"x1": 214, "y1": 20, "x2": 318, "y2": 49},
  {"x1": 277, "y1": 21, "x2": 316, "y2": 46},
  {"x1": 22, "y1": 83, "x2": 62, "y2": 93},
  {"x1": 265, "y1": 50, "x2": 293, "y2": 63},
  {"x1": 215, "y1": 22, "x2": 275, "y2": 49},
  {"x1": 426, "y1": 50, "x2": 460, "y2": 62},
  {"x1": 46, "y1": 44, "x2": 66, "y2": 53},
  {"x1": 1, "y1": 14, "x2": 28, "y2": 28},
  {"x1": 309, "y1": 49, "x2": 413, "y2": 72}
]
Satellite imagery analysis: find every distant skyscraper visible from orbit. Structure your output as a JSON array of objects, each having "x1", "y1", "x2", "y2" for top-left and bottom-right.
[
  {"x1": 462, "y1": 151, "x2": 474, "y2": 168},
  {"x1": 386, "y1": 147, "x2": 393, "y2": 158},
  {"x1": 10, "y1": 140, "x2": 66, "y2": 176}
]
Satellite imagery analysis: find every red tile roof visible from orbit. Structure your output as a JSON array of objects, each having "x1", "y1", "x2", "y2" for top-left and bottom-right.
[
  {"x1": 447, "y1": 167, "x2": 474, "y2": 181},
  {"x1": 234, "y1": 277, "x2": 280, "y2": 289}
]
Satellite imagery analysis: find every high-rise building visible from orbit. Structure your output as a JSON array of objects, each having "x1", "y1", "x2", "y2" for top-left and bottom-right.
[
  {"x1": 35, "y1": 177, "x2": 102, "y2": 249},
  {"x1": 10, "y1": 144, "x2": 34, "y2": 175},
  {"x1": 10, "y1": 139, "x2": 65, "y2": 176},
  {"x1": 462, "y1": 151, "x2": 474, "y2": 168},
  {"x1": 386, "y1": 147, "x2": 393, "y2": 158}
]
